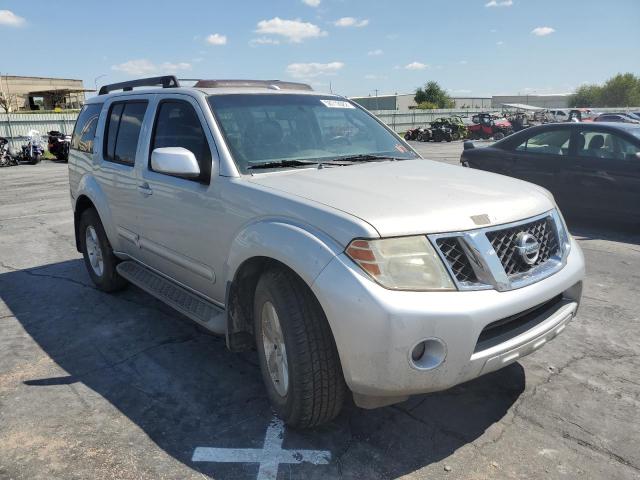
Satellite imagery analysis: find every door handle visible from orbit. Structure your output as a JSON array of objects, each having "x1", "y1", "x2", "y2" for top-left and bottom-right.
[{"x1": 137, "y1": 183, "x2": 153, "y2": 196}]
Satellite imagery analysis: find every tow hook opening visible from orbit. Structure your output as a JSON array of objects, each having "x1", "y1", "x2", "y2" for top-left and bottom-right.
[{"x1": 409, "y1": 338, "x2": 446, "y2": 370}]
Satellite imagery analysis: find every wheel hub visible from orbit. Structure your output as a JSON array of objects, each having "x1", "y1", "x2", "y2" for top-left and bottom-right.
[
  {"x1": 261, "y1": 301, "x2": 289, "y2": 397},
  {"x1": 85, "y1": 226, "x2": 104, "y2": 277}
]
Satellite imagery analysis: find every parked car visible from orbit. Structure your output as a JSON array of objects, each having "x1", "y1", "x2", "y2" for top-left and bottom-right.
[
  {"x1": 69, "y1": 76, "x2": 585, "y2": 427},
  {"x1": 550, "y1": 109, "x2": 597, "y2": 123},
  {"x1": 461, "y1": 123, "x2": 640, "y2": 224},
  {"x1": 594, "y1": 113, "x2": 640, "y2": 124}
]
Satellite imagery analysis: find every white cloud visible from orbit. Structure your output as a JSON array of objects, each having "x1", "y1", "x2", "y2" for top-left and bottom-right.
[
  {"x1": 459, "y1": 60, "x2": 468, "y2": 65},
  {"x1": 367, "y1": 49, "x2": 383, "y2": 56},
  {"x1": 485, "y1": 0, "x2": 513, "y2": 7},
  {"x1": 531, "y1": 26, "x2": 555, "y2": 36},
  {"x1": 111, "y1": 59, "x2": 192, "y2": 76},
  {"x1": 0, "y1": 10, "x2": 25, "y2": 27},
  {"x1": 334, "y1": 17, "x2": 369, "y2": 27},
  {"x1": 256, "y1": 17, "x2": 327, "y2": 43},
  {"x1": 206, "y1": 33, "x2": 227, "y2": 45},
  {"x1": 405, "y1": 61, "x2": 428, "y2": 70},
  {"x1": 286, "y1": 61, "x2": 344, "y2": 79},
  {"x1": 302, "y1": 0, "x2": 321, "y2": 6},
  {"x1": 496, "y1": 40, "x2": 504, "y2": 45},
  {"x1": 249, "y1": 37, "x2": 281, "y2": 46}
]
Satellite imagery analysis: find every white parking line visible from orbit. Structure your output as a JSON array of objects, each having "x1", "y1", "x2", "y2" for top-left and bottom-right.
[{"x1": 192, "y1": 416, "x2": 331, "y2": 480}]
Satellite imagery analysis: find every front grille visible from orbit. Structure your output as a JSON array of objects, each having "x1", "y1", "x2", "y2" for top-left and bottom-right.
[
  {"x1": 436, "y1": 237, "x2": 478, "y2": 284},
  {"x1": 486, "y1": 216, "x2": 559, "y2": 276}
]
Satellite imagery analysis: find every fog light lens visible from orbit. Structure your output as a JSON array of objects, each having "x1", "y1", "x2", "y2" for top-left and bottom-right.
[{"x1": 409, "y1": 338, "x2": 446, "y2": 370}]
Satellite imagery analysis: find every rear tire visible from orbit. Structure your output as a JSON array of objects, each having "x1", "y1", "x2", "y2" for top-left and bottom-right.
[
  {"x1": 79, "y1": 208, "x2": 128, "y2": 292},
  {"x1": 30, "y1": 154, "x2": 41, "y2": 165},
  {"x1": 254, "y1": 268, "x2": 345, "y2": 428},
  {"x1": 493, "y1": 132, "x2": 505, "y2": 140}
]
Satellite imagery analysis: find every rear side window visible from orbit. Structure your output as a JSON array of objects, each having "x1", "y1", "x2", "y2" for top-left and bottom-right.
[
  {"x1": 150, "y1": 100, "x2": 211, "y2": 183},
  {"x1": 103, "y1": 101, "x2": 148, "y2": 165},
  {"x1": 71, "y1": 103, "x2": 103, "y2": 153}
]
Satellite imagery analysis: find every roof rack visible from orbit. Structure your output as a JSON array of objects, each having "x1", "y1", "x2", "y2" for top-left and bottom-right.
[
  {"x1": 192, "y1": 79, "x2": 313, "y2": 91},
  {"x1": 98, "y1": 75, "x2": 180, "y2": 95}
]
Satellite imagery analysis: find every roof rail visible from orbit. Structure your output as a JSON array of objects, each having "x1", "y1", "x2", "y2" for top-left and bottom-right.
[
  {"x1": 98, "y1": 75, "x2": 180, "y2": 95},
  {"x1": 193, "y1": 79, "x2": 313, "y2": 91}
]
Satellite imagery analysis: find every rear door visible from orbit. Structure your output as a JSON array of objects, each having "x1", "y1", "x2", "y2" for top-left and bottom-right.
[
  {"x1": 97, "y1": 96, "x2": 152, "y2": 255},
  {"x1": 556, "y1": 127, "x2": 640, "y2": 221}
]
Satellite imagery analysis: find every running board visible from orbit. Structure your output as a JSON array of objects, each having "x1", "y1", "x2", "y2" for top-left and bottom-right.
[{"x1": 116, "y1": 261, "x2": 226, "y2": 334}]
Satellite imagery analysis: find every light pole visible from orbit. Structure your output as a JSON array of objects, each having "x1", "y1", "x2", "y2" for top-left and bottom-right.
[{"x1": 94, "y1": 74, "x2": 107, "y2": 92}]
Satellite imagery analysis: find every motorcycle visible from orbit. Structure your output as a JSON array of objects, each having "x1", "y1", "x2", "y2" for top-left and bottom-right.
[
  {"x1": 20, "y1": 130, "x2": 45, "y2": 164},
  {"x1": 404, "y1": 127, "x2": 423, "y2": 141},
  {"x1": 47, "y1": 130, "x2": 71, "y2": 161},
  {"x1": 0, "y1": 137, "x2": 18, "y2": 167}
]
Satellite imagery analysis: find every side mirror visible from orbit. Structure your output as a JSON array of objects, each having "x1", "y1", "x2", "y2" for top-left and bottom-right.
[
  {"x1": 151, "y1": 147, "x2": 200, "y2": 179},
  {"x1": 463, "y1": 140, "x2": 475, "y2": 150}
]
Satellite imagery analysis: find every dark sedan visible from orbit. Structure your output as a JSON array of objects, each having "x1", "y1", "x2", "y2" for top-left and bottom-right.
[{"x1": 460, "y1": 123, "x2": 640, "y2": 224}]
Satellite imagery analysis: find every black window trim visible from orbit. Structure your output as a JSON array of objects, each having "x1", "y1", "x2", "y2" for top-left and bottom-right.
[
  {"x1": 71, "y1": 103, "x2": 104, "y2": 153},
  {"x1": 102, "y1": 99, "x2": 149, "y2": 167},
  {"x1": 148, "y1": 98, "x2": 212, "y2": 185}
]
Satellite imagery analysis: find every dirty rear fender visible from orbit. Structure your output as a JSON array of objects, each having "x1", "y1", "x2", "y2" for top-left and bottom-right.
[{"x1": 75, "y1": 174, "x2": 120, "y2": 251}]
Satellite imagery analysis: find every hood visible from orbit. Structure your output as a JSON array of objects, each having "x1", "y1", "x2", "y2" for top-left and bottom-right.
[{"x1": 248, "y1": 159, "x2": 555, "y2": 237}]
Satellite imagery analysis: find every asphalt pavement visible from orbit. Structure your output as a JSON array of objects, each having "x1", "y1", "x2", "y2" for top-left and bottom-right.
[{"x1": 1, "y1": 150, "x2": 639, "y2": 480}]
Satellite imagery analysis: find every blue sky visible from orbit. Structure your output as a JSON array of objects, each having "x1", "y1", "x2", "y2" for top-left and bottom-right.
[{"x1": 1, "y1": 0, "x2": 639, "y2": 98}]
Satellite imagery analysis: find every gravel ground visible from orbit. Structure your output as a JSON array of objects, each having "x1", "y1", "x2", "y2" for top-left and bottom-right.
[{"x1": 0, "y1": 154, "x2": 639, "y2": 480}]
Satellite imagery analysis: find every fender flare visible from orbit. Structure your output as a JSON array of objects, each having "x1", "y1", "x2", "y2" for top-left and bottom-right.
[
  {"x1": 223, "y1": 218, "x2": 345, "y2": 349},
  {"x1": 74, "y1": 175, "x2": 120, "y2": 251},
  {"x1": 224, "y1": 218, "x2": 344, "y2": 289}
]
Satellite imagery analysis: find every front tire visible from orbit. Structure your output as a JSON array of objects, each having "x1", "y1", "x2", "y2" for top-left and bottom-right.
[
  {"x1": 254, "y1": 268, "x2": 345, "y2": 428},
  {"x1": 79, "y1": 208, "x2": 128, "y2": 292}
]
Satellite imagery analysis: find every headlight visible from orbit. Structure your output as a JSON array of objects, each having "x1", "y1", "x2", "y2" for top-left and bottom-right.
[{"x1": 345, "y1": 236, "x2": 455, "y2": 291}]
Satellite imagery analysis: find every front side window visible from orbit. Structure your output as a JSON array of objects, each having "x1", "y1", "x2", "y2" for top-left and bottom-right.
[
  {"x1": 150, "y1": 100, "x2": 211, "y2": 183},
  {"x1": 515, "y1": 129, "x2": 571, "y2": 155},
  {"x1": 208, "y1": 94, "x2": 417, "y2": 173},
  {"x1": 577, "y1": 130, "x2": 640, "y2": 160},
  {"x1": 103, "y1": 101, "x2": 147, "y2": 165},
  {"x1": 71, "y1": 103, "x2": 103, "y2": 153}
]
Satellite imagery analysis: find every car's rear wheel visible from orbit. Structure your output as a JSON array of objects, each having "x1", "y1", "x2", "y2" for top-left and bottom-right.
[
  {"x1": 79, "y1": 208, "x2": 128, "y2": 292},
  {"x1": 254, "y1": 267, "x2": 345, "y2": 427}
]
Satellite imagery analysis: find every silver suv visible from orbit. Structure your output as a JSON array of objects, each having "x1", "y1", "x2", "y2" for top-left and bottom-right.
[{"x1": 68, "y1": 76, "x2": 585, "y2": 427}]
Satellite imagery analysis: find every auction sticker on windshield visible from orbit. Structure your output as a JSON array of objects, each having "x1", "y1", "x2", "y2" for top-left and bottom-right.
[{"x1": 320, "y1": 100, "x2": 355, "y2": 109}]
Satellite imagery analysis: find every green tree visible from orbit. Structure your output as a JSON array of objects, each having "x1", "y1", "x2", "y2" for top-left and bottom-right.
[
  {"x1": 599, "y1": 73, "x2": 640, "y2": 107},
  {"x1": 414, "y1": 81, "x2": 455, "y2": 109},
  {"x1": 568, "y1": 73, "x2": 640, "y2": 107},
  {"x1": 570, "y1": 84, "x2": 602, "y2": 107}
]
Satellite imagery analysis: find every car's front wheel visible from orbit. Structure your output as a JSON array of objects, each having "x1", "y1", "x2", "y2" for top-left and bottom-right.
[
  {"x1": 79, "y1": 208, "x2": 128, "y2": 292},
  {"x1": 254, "y1": 267, "x2": 345, "y2": 428}
]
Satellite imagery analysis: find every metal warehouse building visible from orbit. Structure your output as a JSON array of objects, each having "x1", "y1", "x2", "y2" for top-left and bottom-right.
[
  {"x1": 350, "y1": 93, "x2": 493, "y2": 111},
  {"x1": 0, "y1": 75, "x2": 89, "y2": 112}
]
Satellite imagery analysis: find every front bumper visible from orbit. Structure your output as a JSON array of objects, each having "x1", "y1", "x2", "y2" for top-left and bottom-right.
[{"x1": 311, "y1": 237, "x2": 584, "y2": 401}]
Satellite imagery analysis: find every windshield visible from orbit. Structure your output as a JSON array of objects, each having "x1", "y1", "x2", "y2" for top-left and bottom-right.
[{"x1": 208, "y1": 94, "x2": 417, "y2": 173}]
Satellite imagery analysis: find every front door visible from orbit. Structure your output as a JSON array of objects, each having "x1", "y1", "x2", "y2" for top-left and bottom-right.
[{"x1": 134, "y1": 95, "x2": 224, "y2": 302}]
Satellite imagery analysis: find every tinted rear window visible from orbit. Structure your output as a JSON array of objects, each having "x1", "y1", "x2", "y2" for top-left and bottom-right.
[{"x1": 103, "y1": 101, "x2": 148, "y2": 165}]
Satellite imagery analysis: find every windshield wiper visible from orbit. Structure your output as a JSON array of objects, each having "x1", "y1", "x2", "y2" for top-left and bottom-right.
[
  {"x1": 325, "y1": 154, "x2": 406, "y2": 163},
  {"x1": 247, "y1": 159, "x2": 319, "y2": 170}
]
